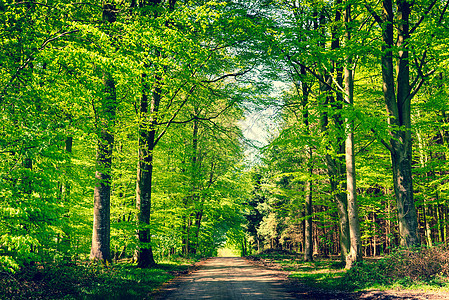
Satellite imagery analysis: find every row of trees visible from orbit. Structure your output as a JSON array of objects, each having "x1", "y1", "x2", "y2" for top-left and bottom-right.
[
  {"x1": 244, "y1": 0, "x2": 449, "y2": 268},
  {"x1": 1, "y1": 0, "x2": 448, "y2": 273},
  {"x1": 0, "y1": 0, "x2": 269, "y2": 271}
]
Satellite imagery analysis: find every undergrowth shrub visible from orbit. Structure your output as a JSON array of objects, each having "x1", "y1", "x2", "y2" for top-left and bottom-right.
[
  {"x1": 385, "y1": 245, "x2": 449, "y2": 281},
  {"x1": 344, "y1": 245, "x2": 449, "y2": 288}
]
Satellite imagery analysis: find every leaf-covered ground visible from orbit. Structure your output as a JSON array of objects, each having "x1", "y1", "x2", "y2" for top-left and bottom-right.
[
  {"x1": 0, "y1": 259, "x2": 197, "y2": 299},
  {"x1": 3, "y1": 249, "x2": 449, "y2": 299},
  {"x1": 246, "y1": 249, "x2": 449, "y2": 299}
]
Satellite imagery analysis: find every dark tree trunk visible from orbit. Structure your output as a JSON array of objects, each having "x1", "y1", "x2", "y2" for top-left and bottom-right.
[
  {"x1": 134, "y1": 0, "x2": 177, "y2": 268},
  {"x1": 135, "y1": 72, "x2": 160, "y2": 268},
  {"x1": 382, "y1": 0, "x2": 419, "y2": 247}
]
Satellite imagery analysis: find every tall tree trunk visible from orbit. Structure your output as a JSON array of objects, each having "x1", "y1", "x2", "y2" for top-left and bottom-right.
[
  {"x1": 367, "y1": 0, "x2": 420, "y2": 248},
  {"x1": 392, "y1": 0, "x2": 419, "y2": 247},
  {"x1": 313, "y1": 5, "x2": 349, "y2": 261},
  {"x1": 344, "y1": 3, "x2": 362, "y2": 269},
  {"x1": 300, "y1": 65, "x2": 313, "y2": 262},
  {"x1": 304, "y1": 179, "x2": 313, "y2": 261},
  {"x1": 188, "y1": 115, "x2": 199, "y2": 255},
  {"x1": 135, "y1": 72, "x2": 160, "y2": 268},
  {"x1": 326, "y1": 0, "x2": 350, "y2": 262},
  {"x1": 417, "y1": 123, "x2": 433, "y2": 247},
  {"x1": 134, "y1": 0, "x2": 177, "y2": 268},
  {"x1": 90, "y1": 3, "x2": 118, "y2": 264},
  {"x1": 90, "y1": 71, "x2": 116, "y2": 263},
  {"x1": 61, "y1": 136, "x2": 72, "y2": 258}
]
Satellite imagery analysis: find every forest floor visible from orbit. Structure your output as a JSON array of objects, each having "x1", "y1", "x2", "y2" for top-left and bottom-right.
[
  {"x1": 153, "y1": 254, "x2": 449, "y2": 299},
  {"x1": 245, "y1": 251, "x2": 449, "y2": 299},
  {"x1": 0, "y1": 258, "x2": 197, "y2": 299},
  {"x1": 153, "y1": 255, "x2": 449, "y2": 300},
  {"x1": 2, "y1": 252, "x2": 449, "y2": 299}
]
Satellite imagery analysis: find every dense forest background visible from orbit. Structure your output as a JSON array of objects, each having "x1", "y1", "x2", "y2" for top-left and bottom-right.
[{"x1": 1, "y1": 0, "x2": 449, "y2": 274}]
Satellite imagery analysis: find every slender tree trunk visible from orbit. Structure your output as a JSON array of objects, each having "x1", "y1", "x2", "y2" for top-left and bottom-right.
[
  {"x1": 189, "y1": 115, "x2": 199, "y2": 255},
  {"x1": 61, "y1": 137, "x2": 72, "y2": 258},
  {"x1": 135, "y1": 71, "x2": 160, "y2": 268},
  {"x1": 299, "y1": 65, "x2": 313, "y2": 262},
  {"x1": 417, "y1": 124, "x2": 433, "y2": 247},
  {"x1": 319, "y1": 69, "x2": 350, "y2": 262},
  {"x1": 324, "y1": 0, "x2": 351, "y2": 262},
  {"x1": 443, "y1": 205, "x2": 448, "y2": 246},
  {"x1": 90, "y1": 70, "x2": 116, "y2": 263},
  {"x1": 193, "y1": 210, "x2": 203, "y2": 254},
  {"x1": 134, "y1": 0, "x2": 178, "y2": 266},
  {"x1": 304, "y1": 180, "x2": 313, "y2": 261},
  {"x1": 344, "y1": 3, "x2": 362, "y2": 269}
]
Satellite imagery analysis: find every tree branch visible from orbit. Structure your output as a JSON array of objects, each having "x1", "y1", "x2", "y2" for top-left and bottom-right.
[
  {"x1": 371, "y1": 128, "x2": 392, "y2": 153},
  {"x1": 409, "y1": 0, "x2": 438, "y2": 35},
  {"x1": 0, "y1": 29, "x2": 79, "y2": 101},
  {"x1": 202, "y1": 67, "x2": 254, "y2": 84},
  {"x1": 154, "y1": 85, "x2": 197, "y2": 146},
  {"x1": 364, "y1": 3, "x2": 383, "y2": 25}
]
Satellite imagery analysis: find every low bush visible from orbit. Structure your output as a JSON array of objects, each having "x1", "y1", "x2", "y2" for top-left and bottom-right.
[{"x1": 344, "y1": 244, "x2": 449, "y2": 288}]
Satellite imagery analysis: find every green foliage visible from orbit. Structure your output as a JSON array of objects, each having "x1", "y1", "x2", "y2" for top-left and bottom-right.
[{"x1": 1, "y1": 0, "x2": 449, "y2": 288}]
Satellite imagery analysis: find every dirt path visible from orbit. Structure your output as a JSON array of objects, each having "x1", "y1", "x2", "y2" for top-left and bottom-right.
[
  {"x1": 152, "y1": 257, "x2": 449, "y2": 299},
  {"x1": 152, "y1": 257, "x2": 296, "y2": 299}
]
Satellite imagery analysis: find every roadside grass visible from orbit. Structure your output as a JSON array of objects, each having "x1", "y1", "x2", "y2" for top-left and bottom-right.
[
  {"x1": 0, "y1": 257, "x2": 196, "y2": 299},
  {"x1": 248, "y1": 246, "x2": 449, "y2": 293}
]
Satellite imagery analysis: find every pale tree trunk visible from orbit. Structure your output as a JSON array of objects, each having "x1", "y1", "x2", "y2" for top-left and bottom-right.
[
  {"x1": 61, "y1": 137, "x2": 72, "y2": 258},
  {"x1": 344, "y1": 3, "x2": 362, "y2": 269},
  {"x1": 316, "y1": 7, "x2": 350, "y2": 262},
  {"x1": 300, "y1": 65, "x2": 313, "y2": 262},
  {"x1": 331, "y1": 0, "x2": 350, "y2": 262},
  {"x1": 304, "y1": 179, "x2": 313, "y2": 261},
  {"x1": 416, "y1": 122, "x2": 433, "y2": 247},
  {"x1": 386, "y1": 193, "x2": 392, "y2": 253},
  {"x1": 184, "y1": 115, "x2": 199, "y2": 255}
]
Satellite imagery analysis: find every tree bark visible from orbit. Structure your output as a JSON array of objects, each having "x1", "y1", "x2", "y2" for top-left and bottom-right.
[
  {"x1": 300, "y1": 65, "x2": 313, "y2": 262},
  {"x1": 370, "y1": 0, "x2": 420, "y2": 248},
  {"x1": 393, "y1": 0, "x2": 419, "y2": 247},
  {"x1": 304, "y1": 179, "x2": 313, "y2": 261},
  {"x1": 90, "y1": 71, "x2": 116, "y2": 263},
  {"x1": 344, "y1": 3, "x2": 362, "y2": 269},
  {"x1": 326, "y1": 0, "x2": 350, "y2": 262},
  {"x1": 134, "y1": 0, "x2": 177, "y2": 268},
  {"x1": 135, "y1": 72, "x2": 160, "y2": 268},
  {"x1": 90, "y1": 3, "x2": 118, "y2": 264}
]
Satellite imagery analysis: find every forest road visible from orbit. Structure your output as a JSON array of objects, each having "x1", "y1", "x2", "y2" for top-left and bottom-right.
[{"x1": 152, "y1": 257, "x2": 298, "y2": 299}]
